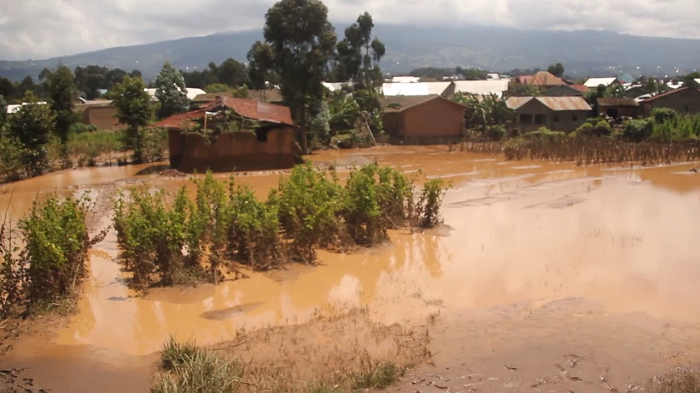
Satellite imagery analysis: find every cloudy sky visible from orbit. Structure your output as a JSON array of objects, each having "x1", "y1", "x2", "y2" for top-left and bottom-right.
[{"x1": 1, "y1": 0, "x2": 698, "y2": 60}]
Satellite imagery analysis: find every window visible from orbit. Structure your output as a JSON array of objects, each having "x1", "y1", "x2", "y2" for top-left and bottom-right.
[
  {"x1": 519, "y1": 114, "x2": 533, "y2": 124},
  {"x1": 553, "y1": 116, "x2": 560, "y2": 122},
  {"x1": 572, "y1": 115, "x2": 578, "y2": 121},
  {"x1": 534, "y1": 114, "x2": 547, "y2": 125},
  {"x1": 255, "y1": 128, "x2": 269, "y2": 142}
]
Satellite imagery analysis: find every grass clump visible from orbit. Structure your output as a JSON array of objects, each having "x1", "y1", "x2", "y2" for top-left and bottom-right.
[
  {"x1": 646, "y1": 368, "x2": 700, "y2": 393},
  {"x1": 352, "y1": 358, "x2": 403, "y2": 390},
  {"x1": 152, "y1": 337, "x2": 244, "y2": 393}
]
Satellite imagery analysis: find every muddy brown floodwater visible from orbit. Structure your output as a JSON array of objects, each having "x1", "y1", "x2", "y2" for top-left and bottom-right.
[{"x1": 2, "y1": 146, "x2": 700, "y2": 392}]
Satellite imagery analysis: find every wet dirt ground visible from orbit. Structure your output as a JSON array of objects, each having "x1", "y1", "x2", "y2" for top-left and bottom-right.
[{"x1": 1, "y1": 145, "x2": 700, "y2": 392}]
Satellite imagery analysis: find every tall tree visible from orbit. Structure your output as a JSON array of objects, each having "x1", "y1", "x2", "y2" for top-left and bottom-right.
[
  {"x1": 108, "y1": 76, "x2": 153, "y2": 163},
  {"x1": 247, "y1": 41, "x2": 275, "y2": 90},
  {"x1": 9, "y1": 92, "x2": 55, "y2": 175},
  {"x1": 336, "y1": 12, "x2": 385, "y2": 88},
  {"x1": 45, "y1": 65, "x2": 76, "y2": 144},
  {"x1": 74, "y1": 65, "x2": 108, "y2": 99},
  {"x1": 0, "y1": 78, "x2": 13, "y2": 102},
  {"x1": 17, "y1": 76, "x2": 37, "y2": 98},
  {"x1": 217, "y1": 58, "x2": 248, "y2": 87},
  {"x1": 0, "y1": 95, "x2": 6, "y2": 125},
  {"x1": 154, "y1": 62, "x2": 189, "y2": 119},
  {"x1": 263, "y1": 0, "x2": 337, "y2": 152},
  {"x1": 547, "y1": 63, "x2": 565, "y2": 78}
]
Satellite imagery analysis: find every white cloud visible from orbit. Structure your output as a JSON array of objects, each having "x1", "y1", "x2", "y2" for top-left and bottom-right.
[{"x1": 0, "y1": 0, "x2": 698, "y2": 60}]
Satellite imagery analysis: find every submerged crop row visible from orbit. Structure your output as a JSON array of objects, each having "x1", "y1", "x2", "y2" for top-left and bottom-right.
[{"x1": 113, "y1": 163, "x2": 449, "y2": 291}]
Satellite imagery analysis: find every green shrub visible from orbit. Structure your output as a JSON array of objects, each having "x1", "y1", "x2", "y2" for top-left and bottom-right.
[
  {"x1": 576, "y1": 119, "x2": 612, "y2": 137},
  {"x1": 484, "y1": 124, "x2": 507, "y2": 141},
  {"x1": 114, "y1": 186, "x2": 193, "y2": 289},
  {"x1": 623, "y1": 118, "x2": 653, "y2": 142},
  {"x1": 415, "y1": 178, "x2": 450, "y2": 228},
  {"x1": 278, "y1": 163, "x2": 349, "y2": 261},
  {"x1": 69, "y1": 123, "x2": 98, "y2": 134},
  {"x1": 651, "y1": 108, "x2": 678, "y2": 124},
  {"x1": 0, "y1": 194, "x2": 106, "y2": 316}
]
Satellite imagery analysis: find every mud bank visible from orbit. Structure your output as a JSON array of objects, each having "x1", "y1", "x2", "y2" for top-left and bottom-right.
[{"x1": 1, "y1": 146, "x2": 699, "y2": 392}]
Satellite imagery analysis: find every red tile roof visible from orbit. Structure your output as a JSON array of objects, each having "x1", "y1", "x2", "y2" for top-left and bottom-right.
[{"x1": 156, "y1": 96, "x2": 294, "y2": 130}]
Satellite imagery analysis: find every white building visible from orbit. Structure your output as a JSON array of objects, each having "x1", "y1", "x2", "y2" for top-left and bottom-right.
[
  {"x1": 584, "y1": 77, "x2": 618, "y2": 88},
  {"x1": 390, "y1": 76, "x2": 421, "y2": 84}
]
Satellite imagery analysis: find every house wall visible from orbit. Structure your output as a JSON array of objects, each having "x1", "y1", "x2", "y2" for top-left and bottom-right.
[
  {"x1": 81, "y1": 106, "x2": 121, "y2": 130},
  {"x1": 515, "y1": 100, "x2": 587, "y2": 133},
  {"x1": 514, "y1": 100, "x2": 551, "y2": 133},
  {"x1": 642, "y1": 88, "x2": 700, "y2": 115},
  {"x1": 402, "y1": 99, "x2": 464, "y2": 138},
  {"x1": 551, "y1": 110, "x2": 588, "y2": 132},
  {"x1": 169, "y1": 128, "x2": 295, "y2": 172},
  {"x1": 598, "y1": 105, "x2": 639, "y2": 118}
]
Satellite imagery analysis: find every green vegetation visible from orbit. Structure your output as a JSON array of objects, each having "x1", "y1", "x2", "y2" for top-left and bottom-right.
[
  {"x1": 452, "y1": 92, "x2": 515, "y2": 141},
  {"x1": 0, "y1": 194, "x2": 106, "y2": 317},
  {"x1": 108, "y1": 76, "x2": 155, "y2": 163},
  {"x1": 155, "y1": 63, "x2": 190, "y2": 119},
  {"x1": 152, "y1": 338, "x2": 244, "y2": 393},
  {"x1": 262, "y1": 0, "x2": 338, "y2": 152},
  {"x1": 7, "y1": 92, "x2": 55, "y2": 176},
  {"x1": 114, "y1": 165, "x2": 448, "y2": 291}
]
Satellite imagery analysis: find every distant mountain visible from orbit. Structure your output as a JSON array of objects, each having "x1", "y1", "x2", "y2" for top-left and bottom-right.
[{"x1": 2, "y1": 25, "x2": 700, "y2": 82}]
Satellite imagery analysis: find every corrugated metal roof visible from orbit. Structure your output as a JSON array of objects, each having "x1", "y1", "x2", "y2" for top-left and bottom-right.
[
  {"x1": 584, "y1": 77, "x2": 618, "y2": 88},
  {"x1": 380, "y1": 94, "x2": 467, "y2": 113},
  {"x1": 155, "y1": 96, "x2": 294, "y2": 130},
  {"x1": 598, "y1": 98, "x2": 639, "y2": 107},
  {"x1": 383, "y1": 83, "x2": 430, "y2": 96},
  {"x1": 506, "y1": 96, "x2": 591, "y2": 111},
  {"x1": 144, "y1": 87, "x2": 206, "y2": 101},
  {"x1": 453, "y1": 80, "x2": 509, "y2": 97},
  {"x1": 391, "y1": 76, "x2": 421, "y2": 83},
  {"x1": 537, "y1": 96, "x2": 592, "y2": 111},
  {"x1": 641, "y1": 86, "x2": 697, "y2": 102},
  {"x1": 528, "y1": 71, "x2": 565, "y2": 87},
  {"x1": 505, "y1": 97, "x2": 533, "y2": 110}
]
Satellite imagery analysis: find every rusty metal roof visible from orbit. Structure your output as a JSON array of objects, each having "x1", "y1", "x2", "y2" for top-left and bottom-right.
[
  {"x1": 381, "y1": 94, "x2": 467, "y2": 113},
  {"x1": 598, "y1": 98, "x2": 639, "y2": 107},
  {"x1": 528, "y1": 71, "x2": 565, "y2": 87},
  {"x1": 506, "y1": 96, "x2": 591, "y2": 111},
  {"x1": 156, "y1": 96, "x2": 294, "y2": 130},
  {"x1": 640, "y1": 86, "x2": 696, "y2": 102}
]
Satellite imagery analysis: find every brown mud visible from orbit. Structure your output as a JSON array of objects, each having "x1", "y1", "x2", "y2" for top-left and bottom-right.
[{"x1": 1, "y1": 146, "x2": 700, "y2": 392}]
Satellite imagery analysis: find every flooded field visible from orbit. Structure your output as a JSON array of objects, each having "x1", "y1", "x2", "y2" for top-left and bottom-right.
[{"x1": 1, "y1": 145, "x2": 700, "y2": 392}]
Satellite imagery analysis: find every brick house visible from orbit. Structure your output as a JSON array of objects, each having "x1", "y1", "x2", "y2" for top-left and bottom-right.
[{"x1": 506, "y1": 96, "x2": 591, "y2": 133}]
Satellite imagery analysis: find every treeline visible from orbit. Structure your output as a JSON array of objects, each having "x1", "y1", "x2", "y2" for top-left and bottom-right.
[{"x1": 0, "y1": 66, "x2": 143, "y2": 102}]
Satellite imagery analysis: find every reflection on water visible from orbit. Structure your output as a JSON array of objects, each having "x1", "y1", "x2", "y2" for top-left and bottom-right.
[{"x1": 1, "y1": 147, "x2": 700, "y2": 356}]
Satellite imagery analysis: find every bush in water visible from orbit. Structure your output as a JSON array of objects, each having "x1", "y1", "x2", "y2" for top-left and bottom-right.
[
  {"x1": 0, "y1": 194, "x2": 106, "y2": 317},
  {"x1": 114, "y1": 166, "x2": 449, "y2": 291}
]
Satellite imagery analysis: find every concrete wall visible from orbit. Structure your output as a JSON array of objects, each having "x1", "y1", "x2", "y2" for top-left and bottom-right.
[
  {"x1": 81, "y1": 106, "x2": 121, "y2": 130},
  {"x1": 402, "y1": 99, "x2": 464, "y2": 138},
  {"x1": 642, "y1": 88, "x2": 700, "y2": 115},
  {"x1": 515, "y1": 100, "x2": 587, "y2": 133},
  {"x1": 169, "y1": 128, "x2": 295, "y2": 172}
]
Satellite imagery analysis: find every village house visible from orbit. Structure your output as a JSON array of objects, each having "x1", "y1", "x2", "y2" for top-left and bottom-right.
[
  {"x1": 506, "y1": 96, "x2": 591, "y2": 133},
  {"x1": 156, "y1": 96, "x2": 297, "y2": 172},
  {"x1": 75, "y1": 100, "x2": 121, "y2": 130},
  {"x1": 584, "y1": 77, "x2": 620, "y2": 89},
  {"x1": 144, "y1": 87, "x2": 206, "y2": 102},
  {"x1": 639, "y1": 86, "x2": 700, "y2": 115},
  {"x1": 543, "y1": 84, "x2": 588, "y2": 97},
  {"x1": 597, "y1": 98, "x2": 640, "y2": 118},
  {"x1": 381, "y1": 95, "x2": 467, "y2": 142},
  {"x1": 382, "y1": 82, "x2": 454, "y2": 96},
  {"x1": 453, "y1": 80, "x2": 509, "y2": 98},
  {"x1": 191, "y1": 89, "x2": 284, "y2": 107},
  {"x1": 512, "y1": 71, "x2": 566, "y2": 91}
]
